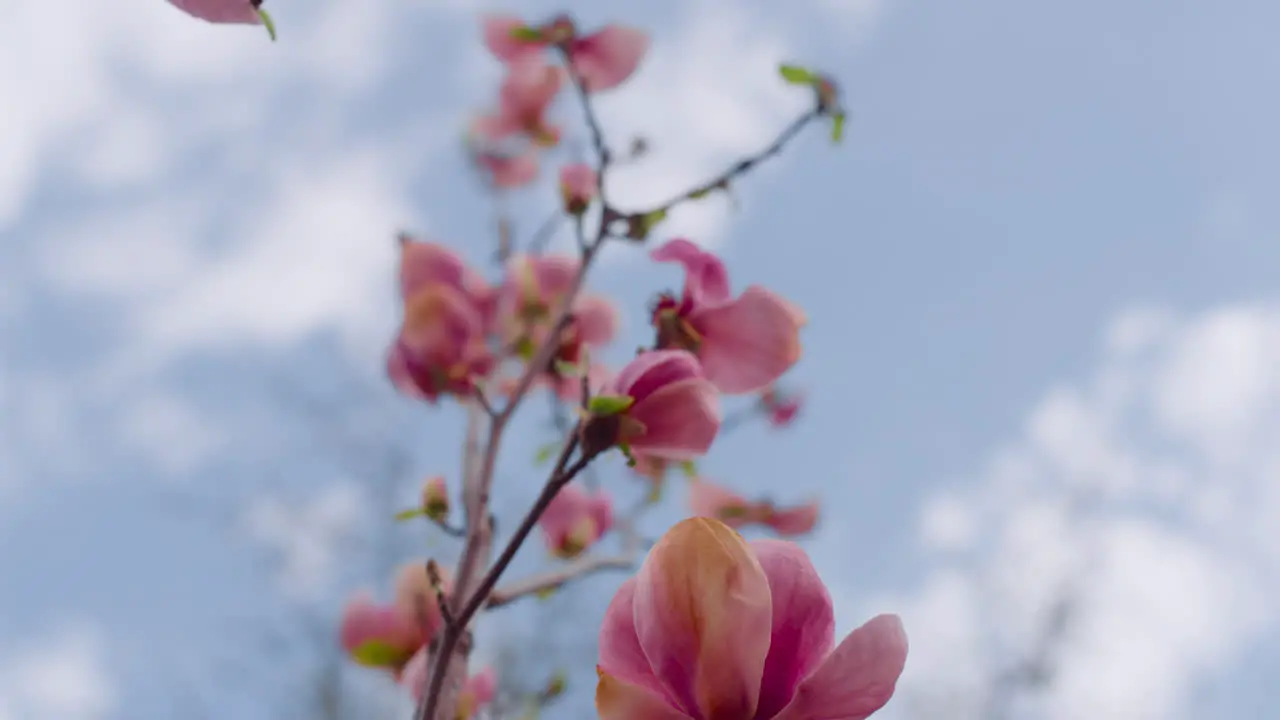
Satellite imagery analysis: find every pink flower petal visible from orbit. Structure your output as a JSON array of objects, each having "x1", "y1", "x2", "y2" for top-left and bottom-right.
[
  {"x1": 633, "y1": 518, "x2": 773, "y2": 718},
  {"x1": 500, "y1": 59, "x2": 564, "y2": 121},
  {"x1": 480, "y1": 150, "x2": 539, "y2": 189},
  {"x1": 650, "y1": 238, "x2": 732, "y2": 307},
  {"x1": 750, "y1": 540, "x2": 837, "y2": 718},
  {"x1": 627, "y1": 378, "x2": 721, "y2": 460},
  {"x1": 611, "y1": 349, "x2": 704, "y2": 404},
  {"x1": 481, "y1": 14, "x2": 545, "y2": 64},
  {"x1": 386, "y1": 342, "x2": 429, "y2": 401},
  {"x1": 571, "y1": 25, "x2": 650, "y2": 92},
  {"x1": 596, "y1": 669, "x2": 693, "y2": 720},
  {"x1": 773, "y1": 614, "x2": 908, "y2": 720},
  {"x1": 471, "y1": 112, "x2": 520, "y2": 140},
  {"x1": 168, "y1": 0, "x2": 261, "y2": 24},
  {"x1": 529, "y1": 253, "x2": 580, "y2": 300},
  {"x1": 687, "y1": 479, "x2": 753, "y2": 528},
  {"x1": 767, "y1": 502, "x2": 820, "y2": 537},
  {"x1": 573, "y1": 294, "x2": 619, "y2": 346},
  {"x1": 465, "y1": 666, "x2": 498, "y2": 706},
  {"x1": 598, "y1": 578, "x2": 668, "y2": 697},
  {"x1": 588, "y1": 491, "x2": 615, "y2": 537},
  {"x1": 400, "y1": 647, "x2": 428, "y2": 700},
  {"x1": 691, "y1": 285, "x2": 803, "y2": 395},
  {"x1": 338, "y1": 594, "x2": 421, "y2": 664},
  {"x1": 398, "y1": 238, "x2": 485, "y2": 302},
  {"x1": 560, "y1": 162, "x2": 598, "y2": 205},
  {"x1": 539, "y1": 484, "x2": 592, "y2": 551}
]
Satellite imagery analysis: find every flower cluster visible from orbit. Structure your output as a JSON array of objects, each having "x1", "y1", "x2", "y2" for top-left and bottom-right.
[{"x1": 172, "y1": 6, "x2": 902, "y2": 719}]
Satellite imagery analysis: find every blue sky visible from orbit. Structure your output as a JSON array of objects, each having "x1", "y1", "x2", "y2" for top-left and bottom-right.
[{"x1": 3, "y1": 0, "x2": 1279, "y2": 718}]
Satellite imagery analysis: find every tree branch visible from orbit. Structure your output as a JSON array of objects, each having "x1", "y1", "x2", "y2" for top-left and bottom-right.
[
  {"x1": 485, "y1": 553, "x2": 635, "y2": 608},
  {"x1": 639, "y1": 108, "x2": 821, "y2": 219}
]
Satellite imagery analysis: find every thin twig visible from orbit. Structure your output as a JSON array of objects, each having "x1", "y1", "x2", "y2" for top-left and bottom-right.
[
  {"x1": 486, "y1": 553, "x2": 635, "y2": 608},
  {"x1": 561, "y1": 49, "x2": 612, "y2": 205},
  {"x1": 641, "y1": 108, "x2": 820, "y2": 218}
]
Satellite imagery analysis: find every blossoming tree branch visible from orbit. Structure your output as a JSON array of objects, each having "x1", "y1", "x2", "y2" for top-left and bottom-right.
[{"x1": 171, "y1": 2, "x2": 909, "y2": 719}]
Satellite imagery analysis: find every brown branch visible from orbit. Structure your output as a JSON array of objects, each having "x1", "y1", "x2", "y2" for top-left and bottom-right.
[{"x1": 416, "y1": 432, "x2": 592, "y2": 720}]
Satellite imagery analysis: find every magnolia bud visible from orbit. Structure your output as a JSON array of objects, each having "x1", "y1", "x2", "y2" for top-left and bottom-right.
[{"x1": 421, "y1": 476, "x2": 449, "y2": 522}]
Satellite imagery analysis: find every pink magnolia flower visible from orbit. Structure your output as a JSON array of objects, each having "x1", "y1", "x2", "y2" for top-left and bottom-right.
[
  {"x1": 168, "y1": 0, "x2": 261, "y2": 24},
  {"x1": 688, "y1": 479, "x2": 820, "y2": 538},
  {"x1": 397, "y1": 236, "x2": 493, "y2": 316},
  {"x1": 475, "y1": 60, "x2": 563, "y2": 147},
  {"x1": 387, "y1": 239, "x2": 495, "y2": 403},
  {"x1": 539, "y1": 484, "x2": 615, "y2": 559},
  {"x1": 596, "y1": 518, "x2": 908, "y2": 720},
  {"x1": 650, "y1": 238, "x2": 806, "y2": 395},
  {"x1": 587, "y1": 350, "x2": 721, "y2": 460},
  {"x1": 498, "y1": 254, "x2": 618, "y2": 356},
  {"x1": 560, "y1": 162, "x2": 598, "y2": 215},
  {"x1": 403, "y1": 659, "x2": 497, "y2": 718},
  {"x1": 339, "y1": 593, "x2": 424, "y2": 675},
  {"x1": 481, "y1": 14, "x2": 545, "y2": 66},
  {"x1": 481, "y1": 14, "x2": 649, "y2": 93}
]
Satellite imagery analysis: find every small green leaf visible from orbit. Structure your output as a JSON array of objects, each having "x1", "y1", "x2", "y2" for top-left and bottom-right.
[
  {"x1": 627, "y1": 208, "x2": 668, "y2": 241},
  {"x1": 718, "y1": 505, "x2": 751, "y2": 520},
  {"x1": 257, "y1": 9, "x2": 278, "y2": 42},
  {"x1": 535, "y1": 586, "x2": 557, "y2": 600},
  {"x1": 679, "y1": 460, "x2": 698, "y2": 477},
  {"x1": 778, "y1": 64, "x2": 815, "y2": 85},
  {"x1": 830, "y1": 111, "x2": 846, "y2": 144},
  {"x1": 510, "y1": 25, "x2": 543, "y2": 41},
  {"x1": 351, "y1": 640, "x2": 412, "y2": 668},
  {"x1": 534, "y1": 442, "x2": 558, "y2": 466},
  {"x1": 588, "y1": 395, "x2": 635, "y2": 416},
  {"x1": 394, "y1": 508, "x2": 426, "y2": 522}
]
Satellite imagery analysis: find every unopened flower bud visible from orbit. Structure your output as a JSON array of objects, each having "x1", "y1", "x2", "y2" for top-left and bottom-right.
[
  {"x1": 421, "y1": 476, "x2": 450, "y2": 522},
  {"x1": 815, "y1": 74, "x2": 840, "y2": 114},
  {"x1": 557, "y1": 516, "x2": 597, "y2": 559},
  {"x1": 559, "y1": 163, "x2": 597, "y2": 216}
]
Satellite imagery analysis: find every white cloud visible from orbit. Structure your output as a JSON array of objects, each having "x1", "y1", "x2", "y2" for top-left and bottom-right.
[
  {"x1": 0, "y1": 626, "x2": 115, "y2": 720},
  {"x1": 862, "y1": 302, "x2": 1280, "y2": 720},
  {"x1": 244, "y1": 483, "x2": 368, "y2": 600}
]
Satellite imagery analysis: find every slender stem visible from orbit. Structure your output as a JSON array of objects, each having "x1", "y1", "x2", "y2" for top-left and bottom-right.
[
  {"x1": 486, "y1": 553, "x2": 634, "y2": 608},
  {"x1": 562, "y1": 49, "x2": 612, "y2": 205},
  {"x1": 641, "y1": 109, "x2": 820, "y2": 218}
]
